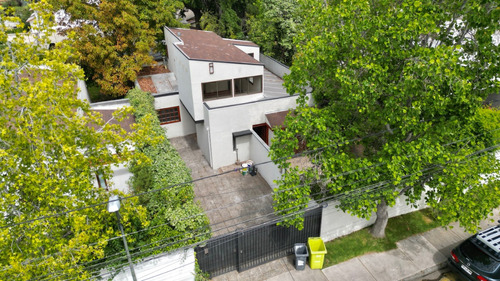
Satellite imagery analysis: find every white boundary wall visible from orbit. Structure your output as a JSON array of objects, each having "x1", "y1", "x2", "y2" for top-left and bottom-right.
[
  {"x1": 259, "y1": 53, "x2": 290, "y2": 79},
  {"x1": 320, "y1": 195, "x2": 427, "y2": 242},
  {"x1": 248, "y1": 131, "x2": 281, "y2": 189},
  {"x1": 110, "y1": 248, "x2": 195, "y2": 281}
]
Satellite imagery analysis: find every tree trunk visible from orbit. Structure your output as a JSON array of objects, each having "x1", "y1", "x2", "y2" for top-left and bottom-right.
[{"x1": 371, "y1": 199, "x2": 389, "y2": 238}]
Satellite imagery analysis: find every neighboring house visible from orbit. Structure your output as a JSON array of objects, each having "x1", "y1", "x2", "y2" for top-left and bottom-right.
[{"x1": 89, "y1": 109, "x2": 136, "y2": 194}]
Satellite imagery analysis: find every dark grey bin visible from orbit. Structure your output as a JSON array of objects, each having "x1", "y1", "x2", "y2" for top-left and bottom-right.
[{"x1": 293, "y1": 243, "x2": 309, "y2": 270}]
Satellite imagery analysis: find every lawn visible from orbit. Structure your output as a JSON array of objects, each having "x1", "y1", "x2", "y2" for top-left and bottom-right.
[{"x1": 323, "y1": 209, "x2": 441, "y2": 267}]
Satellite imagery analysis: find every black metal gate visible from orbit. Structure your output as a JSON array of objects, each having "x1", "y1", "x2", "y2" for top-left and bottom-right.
[{"x1": 195, "y1": 207, "x2": 323, "y2": 277}]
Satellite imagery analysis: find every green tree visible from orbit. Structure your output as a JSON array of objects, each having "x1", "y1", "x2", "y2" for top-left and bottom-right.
[
  {"x1": 50, "y1": 0, "x2": 183, "y2": 97},
  {"x1": 0, "y1": 2, "x2": 148, "y2": 279},
  {"x1": 270, "y1": 0, "x2": 500, "y2": 237},
  {"x1": 186, "y1": 0, "x2": 255, "y2": 39},
  {"x1": 247, "y1": 0, "x2": 300, "y2": 65}
]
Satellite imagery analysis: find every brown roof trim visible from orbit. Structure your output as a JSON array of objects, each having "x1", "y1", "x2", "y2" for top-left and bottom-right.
[
  {"x1": 222, "y1": 38, "x2": 259, "y2": 47},
  {"x1": 167, "y1": 27, "x2": 261, "y2": 65},
  {"x1": 266, "y1": 110, "x2": 293, "y2": 129}
]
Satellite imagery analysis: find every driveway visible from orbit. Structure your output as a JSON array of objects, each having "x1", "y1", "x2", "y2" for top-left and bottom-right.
[{"x1": 170, "y1": 134, "x2": 275, "y2": 236}]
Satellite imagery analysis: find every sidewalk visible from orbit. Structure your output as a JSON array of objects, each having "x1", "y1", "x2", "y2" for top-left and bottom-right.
[{"x1": 213, "y1": 208, "x2": 500, "y2": 281}]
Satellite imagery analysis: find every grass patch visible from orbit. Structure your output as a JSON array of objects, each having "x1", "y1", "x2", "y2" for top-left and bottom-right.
[{"x1": 323, "y1": 209, "x2": 440, "y2": 267}]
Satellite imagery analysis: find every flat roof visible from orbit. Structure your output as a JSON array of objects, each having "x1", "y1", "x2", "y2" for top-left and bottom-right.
[
  {"x1": 167, "y1": 28, "x2": 261, "y2": 65},
  {"x1": 91, "y1": 109, "x2": 135, "y2": 133}
]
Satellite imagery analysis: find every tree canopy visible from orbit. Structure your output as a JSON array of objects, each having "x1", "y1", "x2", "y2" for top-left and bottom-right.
[
  {"x1": 0, "y1": 2, "x2": 148, "y2": 278},
  {"x1": 270, "y1": 0, "x2": 500, "y2": 237},
  {"x1": 184, "y1": 0, "x2": 255, "y2": 38},
  {"x1": 49, "y1": 0, "x2": 183, "y2": 97},
  {"x1": 247, "y1": 0, "x2": 300, "y2": 65}
]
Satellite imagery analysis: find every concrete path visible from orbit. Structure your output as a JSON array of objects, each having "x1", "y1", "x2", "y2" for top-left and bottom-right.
[
  {"x1": 170, "y1": 134, "x2": 275, "y2": 237},
  {"x1": 213, "y1": 208, "x2": 500, "y2": 281}
]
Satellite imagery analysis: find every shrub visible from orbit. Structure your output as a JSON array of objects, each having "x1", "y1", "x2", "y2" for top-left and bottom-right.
[{"x1": 126, "y1": 88, "x2": 211, "y2": 255}]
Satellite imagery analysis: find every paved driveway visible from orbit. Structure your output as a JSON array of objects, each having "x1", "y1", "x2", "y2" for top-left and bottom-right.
[{"x1": 170, "y1": 134, "x2": 275, "y2": 236}]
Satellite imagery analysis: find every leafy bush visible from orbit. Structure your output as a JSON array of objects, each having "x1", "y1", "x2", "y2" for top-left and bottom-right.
[{"x1": 126, "y1": 88, "x2": 211, "y2": 256}]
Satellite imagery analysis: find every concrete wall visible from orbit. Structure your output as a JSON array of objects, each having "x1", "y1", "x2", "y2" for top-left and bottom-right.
[
  {"x1": 232, "y1": 44, "x2": 260, "y2": 61},
  {"x1": 248, "y1": 132, "x2": 281, "y2": 189},
  {"x1": 90, "y1": 98, "x2": 130, "y2": 110},
  {"x1": 196, "y1": 122, "x2": 211, "y2": 167},
  {"x1": 109, "y1": 248, "x2": 195, "y2": 281},
  {"x1": 189, "y1": 60, "x2": 264, "y2": 121},
  {"x1": 164, "y1": 29, "x2": 195, "y2": 124},
  {"x1": 260, "y1": 54, "x2": 290, "y2": 79},
  {"x1": 320, "y1": 195, "x2": 427, "y2": 242},
  {"x1": 109, "y1": 163, "x2": 133, "y2": 193},
  {"x1": 154, "y1": 94, "x2": 196, "y2": 138},
  {"x1": 203, "y1": 95, "x2": 301, "y2": 169},
  {"x1": 77, "y1": 79, "x2": 91, "y2": 103}
]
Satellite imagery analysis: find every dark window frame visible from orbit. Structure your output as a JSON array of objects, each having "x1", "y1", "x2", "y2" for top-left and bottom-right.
[
  {"x1": 202, "y1": 79, "x2": 233, "y2": 101},
  {"x1": 157, "y1": 106, "x2": 181, "y2": 124}
]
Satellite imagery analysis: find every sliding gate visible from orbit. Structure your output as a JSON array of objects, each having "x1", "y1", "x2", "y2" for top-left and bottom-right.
[{"x1": 195, "y1": 207, "x2": 323, "y2": 277}]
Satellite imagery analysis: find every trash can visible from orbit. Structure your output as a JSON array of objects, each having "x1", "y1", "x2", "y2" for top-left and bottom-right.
[
  {"x1": 293, "y1": 243, "x2": 309, "y2": 270},
  {"x1": 308, "y1": 237, "x2": 327, "y2": 269},
  {"x1": 241, "y1": 163, "x2": 248, "y2": 175}
]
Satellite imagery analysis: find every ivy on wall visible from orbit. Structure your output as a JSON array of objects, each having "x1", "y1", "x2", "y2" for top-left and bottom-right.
[{"x1": 126, "y1": 88, "x2": 211, "y2": 254}]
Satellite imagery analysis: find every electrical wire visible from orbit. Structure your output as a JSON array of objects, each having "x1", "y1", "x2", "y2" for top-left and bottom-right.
[
  {"x1": 4, "y1": 135, "x2": 499, "y2": 279},
  {"x1": 0, "y1": 128, "x2": 394, "y2": 230},
  {"x1": 8, "y1": 135, "x2": 500, "y2": 276}
]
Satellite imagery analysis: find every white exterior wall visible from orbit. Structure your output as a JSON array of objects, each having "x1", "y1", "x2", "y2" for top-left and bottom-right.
[
  {"x1": 320, "y1": 195, "x2": 428, "y2": 242},
  {"x1": 110, "y1": 248, "x2": 195, "y2": 281},
  {"x1": 154, "y1": 95, "x2": 196, "y2": 138},
  {"x1": 109, "y1": 163, "x2": 133, "y2": 193},
  {"x1": 259, "y1": 54, "x2": 290, "y2": 79},
  {"x1": 90, "y1": 98, "x2": 130, "y2": 110},
  {"x1": 164, "y1": 29, "x2": 182, "y2": 74},
  {"x1": 204, "y1": 96, "x2": 301, "y2": 169},
  {"x1": 77, "y1": 79, "x2": 91, "y2": 103},
  {"x1": 164, "y1": 30, "x2": 194, "y2": 123},
  {"x1": 196, "y1": 123, "x2": 211, "y2": 166},
  {"x1": 248, "y1": 132, "x2": 281, "y2": 189},
  {"x1": 233, "y1": 44, "x2": 260, "y2": 61},
  {"x1": 91, "y1": 163, "x2": 133, "y2": 194},
  {"x1": 189, "y1": 60, "x2": 264, "y2": 121}
]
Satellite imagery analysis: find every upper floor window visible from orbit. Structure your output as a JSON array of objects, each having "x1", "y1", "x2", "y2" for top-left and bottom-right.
[
  {"x1": 202, "y1": 80, "x2": 233, "y2": 101},
  {"x1": 234, "y1": 75, "x2": 262, "y2": 96},
  {"x1": 157, "y1": 106, "x2": 181, "y2": 124}
]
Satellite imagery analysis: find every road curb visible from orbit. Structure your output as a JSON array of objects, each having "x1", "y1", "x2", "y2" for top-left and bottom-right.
[{"x1": 401, "y1": 260, "x2": 448, "y2": 281}]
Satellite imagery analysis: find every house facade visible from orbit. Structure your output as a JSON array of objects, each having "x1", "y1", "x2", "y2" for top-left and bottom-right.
[
  {"x1": 157, "y1": 27, "x2": 310, "y2": 169},
  {"x1": 88, "y1": 27, "x2": 310, "y2": 171}
]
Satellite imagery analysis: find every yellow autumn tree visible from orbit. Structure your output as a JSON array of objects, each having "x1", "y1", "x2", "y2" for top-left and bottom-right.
[{"x1": 0, "y1": 2, "x2": 148, "y2": 279}]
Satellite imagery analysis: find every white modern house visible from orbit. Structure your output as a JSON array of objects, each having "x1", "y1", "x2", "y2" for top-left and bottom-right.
[
  {"x1": 86, "y1": 27, "x2": 311, "y2": 189},
  {"x1": 144, "y1": 27, "x2": 311, "y2": 169}
]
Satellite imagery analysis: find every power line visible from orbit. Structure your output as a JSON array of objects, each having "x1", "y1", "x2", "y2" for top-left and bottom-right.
[
  {"x1": 40, "y1": 150, "x2": 494, "y2": 280},
  {"x1": 0, "y1": 128, "x2": 394, "y2": 230},
  {"x1": 5, "y1": 135, "x2": 499, "y2": 273},
  {"x1": 3, "y1": 136, "x2": 499, "y2": 279},
  {"x1": 66, "y1": 143, "x2": 500, "y2": 279},
  {"x1": 43, "y1": 167, "x2": 437, "y2": 280}
]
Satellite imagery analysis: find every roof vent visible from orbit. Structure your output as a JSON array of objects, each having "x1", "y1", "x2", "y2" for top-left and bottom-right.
[
  {"x1": 477, "y1": 225, "x2": 500, "y2": 253},
  {"x1": 177, "y1": 32, "x2": 181, "y2": 36}
]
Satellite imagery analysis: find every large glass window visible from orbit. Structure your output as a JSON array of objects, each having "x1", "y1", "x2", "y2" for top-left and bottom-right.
[
  {"x1": 234, "y1": 75, "x2": 262, "y2": 96},
  {"x1": 202, "y1": 80, "x2": 232, "y2": 101}
]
